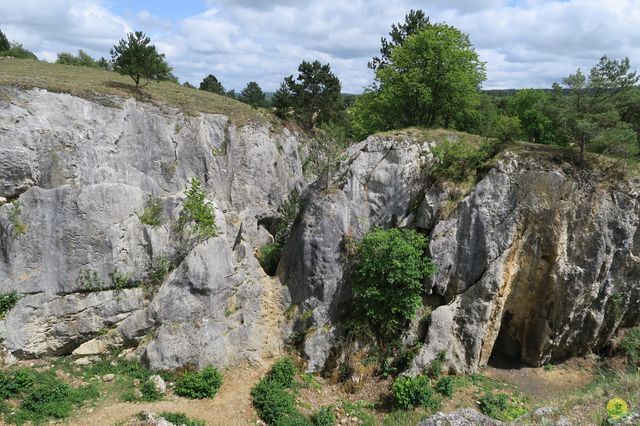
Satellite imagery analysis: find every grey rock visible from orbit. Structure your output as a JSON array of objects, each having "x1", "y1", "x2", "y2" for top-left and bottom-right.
[
  {"x1": 141, "y1": 238, "x2": 285, "y2": 370},
  {"x1": 418, "y1": 409, "x2": 502, "y2": 425},
  {"x1": 0, "y1": 88, "x2": 303, "y2": 368},
  {"x1": 414, "y1": 154, "x2": 640, "y2": 373},
  {"x1": 102, "y1": 373, "x2": 115, "y2": 382},
  {"x1": 281, "y1": 134, "x2": 640, "y2": 373},
  {"x1": 0, "y1": 146, "x2": 37, "y2": 198},
  {"x1": 279, "y1": 135, "x2": 430, "y2": 370},
  {"x1": 4, "y1": 289, "x2": 145, "y2": 357},
  {"x1": 149, "y1": 375, "x2": 166, "y2": 393}
]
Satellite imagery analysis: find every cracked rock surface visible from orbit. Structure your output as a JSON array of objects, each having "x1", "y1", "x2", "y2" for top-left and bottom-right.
[
  {"x1": 281, "y1": 134, "x2": 640, "y2": 373},
  {"x1": 0, "y1": 88, "x2": 302, "y2": 368}
]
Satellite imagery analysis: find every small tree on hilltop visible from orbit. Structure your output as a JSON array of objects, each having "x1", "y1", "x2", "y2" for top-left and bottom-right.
[
  {"x1": 110, "y1": 31, "x2": 171, "y2": 89},
  {"x1": 557, "y1": 56, "x2": 639, "y2": 165},
  {"x1": 0, "y1": 29, "x2": 10, "y2": 52},
  {"x1": 240, "y1": 81, "x2": 266, "y2": 108},
  {"x1": 199, "y1": 74, "x2": 225, "y2": 95},
  {"x1": 275, "y1": 60, "x2": 344, "y2": 130}
]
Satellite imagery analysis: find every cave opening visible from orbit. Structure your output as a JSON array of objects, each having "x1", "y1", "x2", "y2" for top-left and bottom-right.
[{"x1": 488, "y1": 310, "x2": 527, "y2": 369}]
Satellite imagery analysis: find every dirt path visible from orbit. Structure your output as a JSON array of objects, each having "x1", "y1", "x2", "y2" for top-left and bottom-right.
[
  {"x1": 69, "y1": 362, "x2": 272, "y2": 426},
  {"x1": 484, "y1": 357, "x2": 596, "y2": 402}
]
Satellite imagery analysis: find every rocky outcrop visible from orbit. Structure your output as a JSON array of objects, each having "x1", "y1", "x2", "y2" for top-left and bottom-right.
[
  {"x1": 418, "y1": 409, "x2": 502, "y2": 426},
  {"x1": 0, "y1": 87, "x2": 303, "y2": 368},
  {"x1": 2, "y1": 86, "x2": 639, "y2": 377},
  {"x1": 411, "y1": 152, "x2": 640, "y2": 373},
  {"x1": 278, "y1": 135, "x2": 431, "y2": 370},
  {"x1": 280, "y1": 133, "x2": 640, "y2": 374}
]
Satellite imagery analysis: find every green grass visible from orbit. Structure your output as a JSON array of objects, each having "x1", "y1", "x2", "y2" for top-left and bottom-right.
[
  {"x1": 0, "y1": 367, "x2": 99, "y2": 424},
  {"x1": 0, "y1": 58, "x2": 275, "y2": 125},
  {"x1": 547, "y1": 370, "x2": 640, "y2": 424}
]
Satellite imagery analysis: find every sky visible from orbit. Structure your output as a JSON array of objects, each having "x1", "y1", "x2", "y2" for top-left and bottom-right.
[{"x1": 2, "y1": 0, "x2": 640, "y2": 93}]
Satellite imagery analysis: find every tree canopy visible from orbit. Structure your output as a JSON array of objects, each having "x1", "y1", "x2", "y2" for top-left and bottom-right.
[
  {"x1": 199, "y1": 74, "x2": 225, "y2": 95},
  {"x1": 0, "y1": 29, "x2": 10, "y2": 52},
  {"x1": 368, "y1": 9, "x2": 430, "y2": 71},
  {"x1": 56, "y1": 50, "x2": 100, "y2": 68},
  {"x1": 273, "y1": 60, "x2": 344, "y2": 129},
  {"x1": 239, "y1": 81, "x2": 266, "y2": 107},
  {"x1": 353, "y1": 23, "x2": 486, "y2": 138},
  {"x1": 110, "y1": 31, "x2": 171, "y2": 88},
  {"x1": 557, "y1": 56, "x2": 639, "y2": 163}
]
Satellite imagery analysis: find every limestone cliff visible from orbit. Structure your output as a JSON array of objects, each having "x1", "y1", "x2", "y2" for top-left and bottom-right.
[
  {"x1": 0, "y1": 87, "x2": 304, "y2": 368},
  {"x1": 1, "y1": 88, "x2": 638, "y2": 377},
  {"x1": 279, "y1": 130, "x2": 640, "y2": 374}
]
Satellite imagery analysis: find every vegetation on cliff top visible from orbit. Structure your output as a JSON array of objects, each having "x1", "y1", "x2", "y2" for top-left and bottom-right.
[{"x1": 0, "y1": 58, "x2": 268, "y2": 122}]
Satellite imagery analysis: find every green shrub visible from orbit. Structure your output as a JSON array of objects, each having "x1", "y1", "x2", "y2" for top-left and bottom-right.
[
  {"x1": 267, "y1": 358, "x2": 297, "y2": 388},
  {"x1": 176, "y1": 178, "x2": 217, "y2": 239},
  {"x1": 0, "y1": 292, "x2": 20, "y2": 318},
  {"x1": 274, "y1": 189, "x2": 301, "y2": 245},
  {"x1": 0, "y1": 44, "x2": 38, "y2": 60},
  {"x1": 1, "y1": 368, "x2": 98, "y2": 424},
  {"x1": 492, "y1": 115, "x2": 521, "y2": 143},
  {"x1": 312, "y1": 406, "x2": 336, "y2": 426},
  {"x1": 434, "y1": 376, "x2": 455, "y2": 397},
  {"x1": 159, "y1": 412, "x2": 205, "y2": 426},
  {"x1": 77, "y1": 268, "x2": 103, "y2": 291},
  {"x1": 352, "y1": 228, "x2": 436, "y2": 338},
  {"x1": 391, "y1": 375, "x2": 439, "y2": 410},
  {"x1": 7, "y1": 201, "x2": 27, "y2": 235},
  {"x1": 141, "y1": 379, "x2": 163, "y2": 401},
  {"x1": 257, "y1": 243, "x2": 282, "y2": 276},
  {"x1": 111, "y1": 268, "x2": 134, "y2": 290},
  {"x1": 174, "y1": 366, "x2": 223, "y2": 399},
  {"x1": 277, "y1": 411, "x2": 313, "y2": 426},
  {"x1": 147, "y1": 255, "x2": 170, "y2": 287},
  {"x1": 122, "y1": 379, "x2": 162, "y2": 402},
  {"x1": 427, "y1": 351, "x2": 447, "y2": 379},
  {"x1": 251, "y1": 377, "x2": 297, "y2": 424},
  {"x1": 620, "y1": 327, "x2": 640, "y2": 371},
  {"x1": 55, "y1": 50, "x2": 100, "y2": 68},
  {"x1": 431, "y1": 137, "x2": 497, "y2": 181},
  {"x1": 138, "y1": 195, "x2": 164, "y2": 226},
  {"x1": 478, "y1": 392, "x2": 527, "y2": 421}
]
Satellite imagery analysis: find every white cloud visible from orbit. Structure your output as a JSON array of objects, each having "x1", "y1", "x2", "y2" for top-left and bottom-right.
[{"x1": 1, "y1": 0, "x2": 639, "y2": 92}]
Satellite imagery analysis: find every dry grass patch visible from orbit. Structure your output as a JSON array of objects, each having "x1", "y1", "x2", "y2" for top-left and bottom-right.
[{"x1": 0, "y1": 58, "x2": 276, "y2": 125}]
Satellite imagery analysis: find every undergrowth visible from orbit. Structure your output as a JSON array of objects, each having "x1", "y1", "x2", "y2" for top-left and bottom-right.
[
  {"x1": 174, "y1": 366, "x2": 223, "y2": 399},
  {"x1": 0, "y1": 367, "x2": 98, "y2": 424}
]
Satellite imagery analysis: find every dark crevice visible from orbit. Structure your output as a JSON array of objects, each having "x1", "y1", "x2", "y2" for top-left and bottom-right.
[{"x1": 488, "y1": 310, "x2": 527, "y2": 369}]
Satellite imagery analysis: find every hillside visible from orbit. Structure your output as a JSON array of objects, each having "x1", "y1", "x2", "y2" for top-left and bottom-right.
[{"x1": 0, "y1": 58, "x2": 272, "y2": 123}]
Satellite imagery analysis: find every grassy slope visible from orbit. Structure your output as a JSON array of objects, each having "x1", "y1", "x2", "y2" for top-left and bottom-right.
[{"x1": 0, "y1": 58, "x2": 273, "y2": 124}]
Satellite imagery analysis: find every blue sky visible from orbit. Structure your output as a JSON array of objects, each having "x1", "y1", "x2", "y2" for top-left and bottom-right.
[{"x1": 2, "y1": 0, "x2": 640, "y2": 93}]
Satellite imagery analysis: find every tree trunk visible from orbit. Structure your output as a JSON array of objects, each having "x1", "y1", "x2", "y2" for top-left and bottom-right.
[{"x1": 579, "y1": 138, "x2": 586, "y2": 166}]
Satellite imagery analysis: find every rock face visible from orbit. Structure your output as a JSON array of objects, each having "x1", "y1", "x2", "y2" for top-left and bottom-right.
[
  {"x1": 0, "y1": 87, "x2": 303, "y2": 368},
  {"x1": 418, "y1": 408, "x2": 502, "y2": 426},
  {"x1": 280, "y1": 132, "x2": 640, "y2": 374},
  {"x1": 2, "y1": 87, "x2": 639, "y2": 377},
  {"x1": 278, "y1": 135, "x2": 430, "y2": 370}
]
